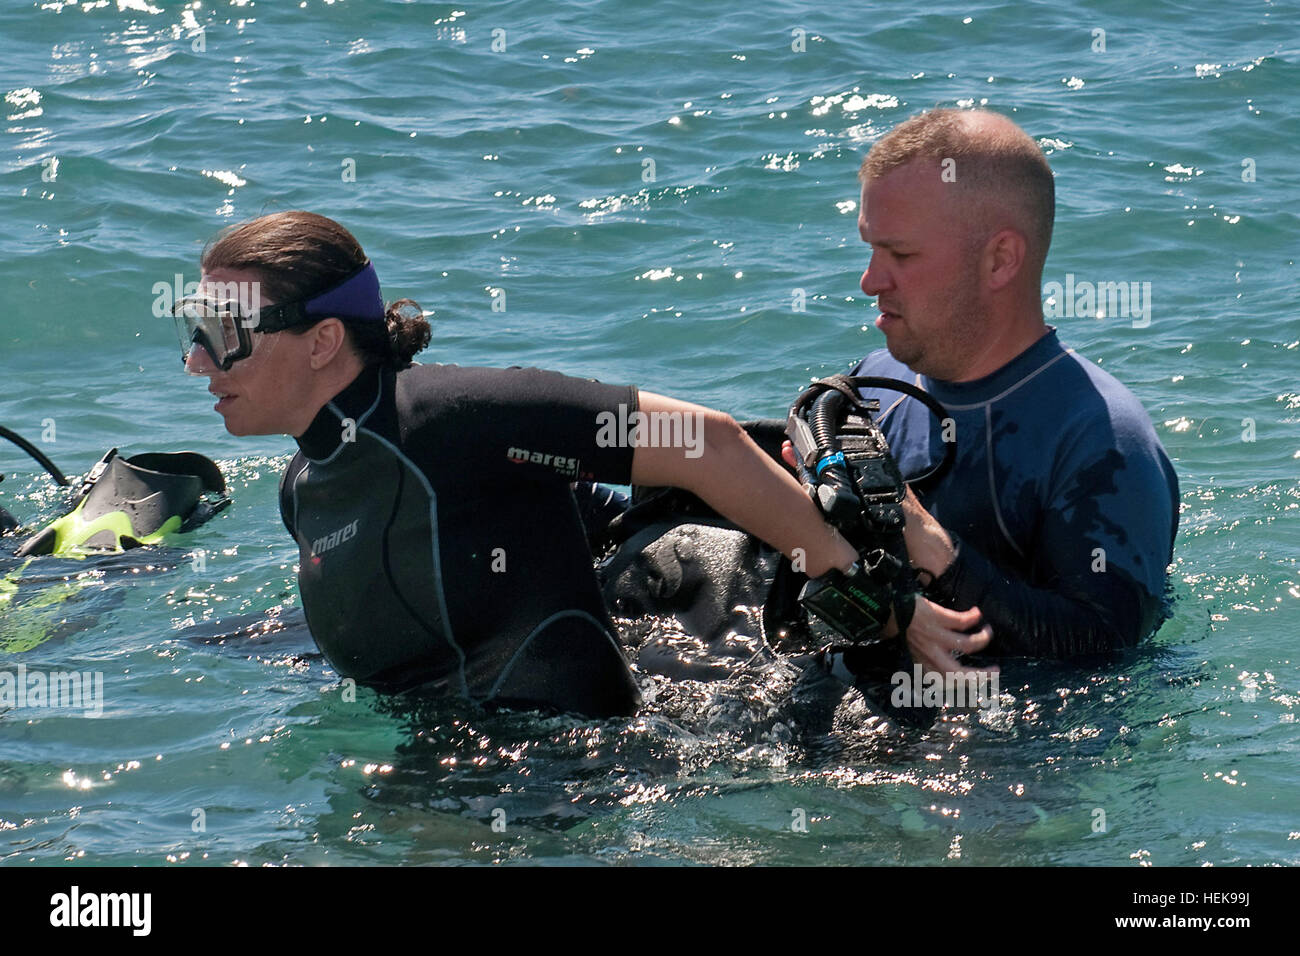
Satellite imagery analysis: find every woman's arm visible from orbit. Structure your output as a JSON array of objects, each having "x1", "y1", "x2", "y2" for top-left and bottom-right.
[{"x1": 630, "y1": 391, "x2": 858, "y2": 579}]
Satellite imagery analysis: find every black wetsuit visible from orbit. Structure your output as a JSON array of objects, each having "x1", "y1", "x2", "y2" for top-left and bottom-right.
[{"x1": 279, "y1": 362, "x2": 641, "y2": 717}]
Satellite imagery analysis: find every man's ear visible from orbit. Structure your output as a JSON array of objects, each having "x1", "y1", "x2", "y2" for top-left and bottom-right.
[
  {"x1": 308, "y1": 318, "x2": 349, "y2": 370},
  {"x1": 984, "y1": 228, "x2": 1027, "y2": 293}
]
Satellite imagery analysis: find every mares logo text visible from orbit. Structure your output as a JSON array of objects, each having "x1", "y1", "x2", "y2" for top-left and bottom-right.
[
  {"x1": 506, "y1": 447, "x2": 582, "y2": 478},
  {"x1": 311, "y1": 519, "x2": 359, "y2": 557}
]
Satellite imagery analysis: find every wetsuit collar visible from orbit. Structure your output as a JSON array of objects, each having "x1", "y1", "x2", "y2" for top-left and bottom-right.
[
  {"x1": 295, "y1": 364, "x2": 384, "y2": 461},
  {"x1": 921, "y1": 326, "x2": 1068, "y2": 409}
]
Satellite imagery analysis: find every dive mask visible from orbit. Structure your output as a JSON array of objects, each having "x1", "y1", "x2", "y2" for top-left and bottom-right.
[{"x1": 171, "y1": 260, "x2": 384, "y2": 371}]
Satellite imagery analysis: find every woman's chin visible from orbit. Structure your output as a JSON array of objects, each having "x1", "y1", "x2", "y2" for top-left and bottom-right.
[
  {"x1": 219, "y1": 413, "x2": 253, "y2": 437},
  {"x1": 222, "y1": 414, "x2": 285, "y2": 438}
]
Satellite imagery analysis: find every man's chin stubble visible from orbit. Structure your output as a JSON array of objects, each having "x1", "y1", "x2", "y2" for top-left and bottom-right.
[{"x1": 886, "y1": 338, "x2": 924, "y2": 371}]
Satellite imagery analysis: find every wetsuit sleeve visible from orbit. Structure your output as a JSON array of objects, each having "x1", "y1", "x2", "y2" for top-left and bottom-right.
[
  {"x1": 925, "y1": 535, "x2": 1159, "y2": 657},
  {"x1": 428, "y1": 366, "x2": 640, "y2": 485},
  {"x1": 925, "y1": 419, "x2": 1176, "y2": 657}
]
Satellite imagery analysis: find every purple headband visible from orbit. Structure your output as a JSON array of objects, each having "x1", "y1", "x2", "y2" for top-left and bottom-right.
[{"x1": 304, "y1": 260, "x2": 384, "y2": 323}]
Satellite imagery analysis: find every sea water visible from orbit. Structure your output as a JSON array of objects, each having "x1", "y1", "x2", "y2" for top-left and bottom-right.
[{"x1": 0, "y1": 0, "x2": 1296, "y2": 866}]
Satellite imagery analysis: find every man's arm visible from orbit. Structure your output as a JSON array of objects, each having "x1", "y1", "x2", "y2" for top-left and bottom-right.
[{"x1": 904, "y1": 483, "x2": 1168, "y2": 659}]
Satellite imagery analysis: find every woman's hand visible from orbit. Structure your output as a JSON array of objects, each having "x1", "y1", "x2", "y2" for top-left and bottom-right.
[{"x1": 780, "y1": 438, "x2": 956, "y2": 582}]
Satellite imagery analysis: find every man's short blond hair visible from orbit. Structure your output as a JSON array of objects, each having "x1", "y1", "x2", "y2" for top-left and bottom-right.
[{"x1": 860, "y1": 109, "x2": 1055, "y2": 269}]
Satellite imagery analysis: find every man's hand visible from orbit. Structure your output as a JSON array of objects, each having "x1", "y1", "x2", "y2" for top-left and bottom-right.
[
  {"x1": 906, "y1": 595, "x2": 993, "y2": 677},
  {"x1": 778, "y1": 438, "x2": 992, "y2": 673}
]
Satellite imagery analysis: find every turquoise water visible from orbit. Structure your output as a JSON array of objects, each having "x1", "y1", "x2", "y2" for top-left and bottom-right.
[{"x1": 1, "y1": 0, "x2": 1296, "y2": 866}]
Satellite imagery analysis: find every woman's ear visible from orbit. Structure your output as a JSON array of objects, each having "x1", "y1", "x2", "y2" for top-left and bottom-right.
[{"x1": 308, "y1": 318, "x2": 349, "y2": 370}]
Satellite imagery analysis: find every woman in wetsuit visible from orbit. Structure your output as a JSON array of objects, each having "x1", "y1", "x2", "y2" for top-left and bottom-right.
[{"x1": 170, "y1": 211, "x2": 862, "y2": 717}]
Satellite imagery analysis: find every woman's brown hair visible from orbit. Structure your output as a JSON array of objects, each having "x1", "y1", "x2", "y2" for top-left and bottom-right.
[{"x1": 200, "y1": 210, "x2": 430, "y2": 366}]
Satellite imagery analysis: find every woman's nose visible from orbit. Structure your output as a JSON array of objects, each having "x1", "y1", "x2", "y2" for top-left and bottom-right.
[{"x1": 185, "y1": 344, "x2": 217, "y2": 375}]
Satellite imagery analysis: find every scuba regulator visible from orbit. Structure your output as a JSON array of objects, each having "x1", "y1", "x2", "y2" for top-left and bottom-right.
[{"x1": 786, "y1": 374, "x2": 954, "y2": 644}]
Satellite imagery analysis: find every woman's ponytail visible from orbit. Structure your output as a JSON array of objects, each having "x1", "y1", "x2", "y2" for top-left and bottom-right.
[{"x1": 384, "y1": 298, "x2": 431, "y2": 366}]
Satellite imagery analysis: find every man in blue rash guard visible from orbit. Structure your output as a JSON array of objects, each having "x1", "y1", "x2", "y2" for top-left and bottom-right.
[{"x1": 836, "y1": 108, "x2": 1178, "y2": 675}]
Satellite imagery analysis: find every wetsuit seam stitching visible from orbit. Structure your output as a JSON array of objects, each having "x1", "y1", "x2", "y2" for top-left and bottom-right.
[
  {"x1": 376, "y1": 459, "x2": 453, "y2": 689},
  {"x1": 486, "y1": 609, "x2": 619, "y2": 701},
  {"x1": 928, "y1": 349, "x2": 1075, "y2": 412},
  {"x1": 877, "y1": 394, "x2": 908, "y2": 424},
  {"x1": 872, "y1": 372, "x2": 922, "y2": 426},
  {"x1": 985, "y1": 404, "x2": 1024, "y2": 559},
  {"x1": 359, "y1": 425, "x2": 471, "y2": 699},
  {"x1": 291, "y1": 465, "x2": 306, "y2": 538},
  {"x1": 303, "y1": 373, "x2": 387, "y2": 466}
]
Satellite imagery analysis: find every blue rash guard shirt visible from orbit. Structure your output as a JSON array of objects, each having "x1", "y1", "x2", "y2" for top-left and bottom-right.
[{"x1": 849, "y1": 327, "x2": 1179, "y2": 658}]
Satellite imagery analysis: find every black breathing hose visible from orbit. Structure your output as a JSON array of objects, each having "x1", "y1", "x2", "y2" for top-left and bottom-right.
[{"x1": 0, "y1": 425, "x2": 70, "y2": 486}]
